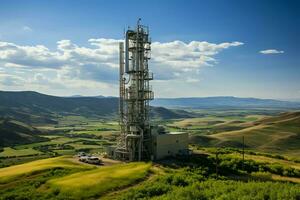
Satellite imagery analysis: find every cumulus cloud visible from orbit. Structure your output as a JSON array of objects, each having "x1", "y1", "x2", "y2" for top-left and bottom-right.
[
  {"x1": 0, "y1": 38, "x2": 243, "y2": 96},
  {"x1": 0, "y1": 41, "x2": 65, "y2": 68},
  {"x1": 259, "y1": 49, "x2": 284, "y2": 54},
  {"x1": 151, "y1": 41, "x2": 243, "y2": 79}
]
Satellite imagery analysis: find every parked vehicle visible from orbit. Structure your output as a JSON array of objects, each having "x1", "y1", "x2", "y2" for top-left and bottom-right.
[
  {"x1": 79, "y1": 155, "x2": 102, "y2": 165},
  {"x1": 87, "y1": 156, "x2": 102, "y2": 165}
]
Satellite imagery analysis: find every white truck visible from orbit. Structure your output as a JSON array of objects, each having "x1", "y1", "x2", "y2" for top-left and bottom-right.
[{"x1": 79, "y1": 156, "x2": 102, "y2": 165}]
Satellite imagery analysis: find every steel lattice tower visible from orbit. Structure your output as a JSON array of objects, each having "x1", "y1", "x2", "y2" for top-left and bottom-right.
[{"x1": 115, "y1": 19, "x2": 154, "y2": 161}]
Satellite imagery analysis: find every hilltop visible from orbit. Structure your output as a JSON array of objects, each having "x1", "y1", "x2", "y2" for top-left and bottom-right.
[{"x1": 190, "y1": 111, "x2": 300, "y2": 156}]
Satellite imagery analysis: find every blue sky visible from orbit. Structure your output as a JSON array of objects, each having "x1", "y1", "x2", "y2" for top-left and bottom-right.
[{"x1": 0, "y1": 0, "x2": 299, "y2": 99}]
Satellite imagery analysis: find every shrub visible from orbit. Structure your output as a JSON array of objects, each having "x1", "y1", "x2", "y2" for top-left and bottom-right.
[{"x1": 251, "y1": 172, "x2": 272, "y2": 181}]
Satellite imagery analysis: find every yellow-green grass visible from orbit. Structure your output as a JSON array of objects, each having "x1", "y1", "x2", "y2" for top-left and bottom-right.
[
  {"x1": 48, "y1": 162, "x2": 151, "y2": 199},
  {"x1": 168, "y1": 117, "x2": 225, "y2": 128},
  {"x1": 272, "y1": 174, "x2": 300, "y2": 183},
  {"x1": 69, "y1": 142, "x2": 102, "y2": 149},
  {"x1": 204, "y1": 112, "x2": 300, "y2": 155},
  {"x1": 244, "y1": 114, "x2": 267, "y2": 120},
  {"x1": 166, "y1": 115, "x2": 262, "y2": 133},
  {"x1": 15, "y1": 136, "x2": 103, "y2": 150},
  {"x1": 37, "y1": 116, "x2": 118, "y2": 133},
  {"x1": 100, "y1": 165, "x2": 165, "y2": 200},
  {"x1": 53, "y1": 149, "x2": 76, "y2": 155},
  {"x1": 228, "y1": 152, "x2": 300, "y2": 170},
  {"x1": 40, "y1": 135, "x2": 63, "y2": 139},
  {"x1": 0, "y1": 147, "x2": 42, "y2": 158},
  {"x1": 283, "y1": 151, "x2": 300, "y2": 160},
  {"x1": 69, "y1": 130, "x2": 117, "y2": 137},
  {"x1": 56, "y1": 116, "x2": 118, "y2": 128},
  {"x1": 15, "y1": 136, "x2": 77, "y2": 149},
  {"x1": 0, "y1": 156, "x2": 93, "y2": 184},
  {"x1": 209, "y1": 125, "x2": 298, "y2": 152},
  {"x1": 69, "y1": 130, "x2": 102, "y2": 135}
]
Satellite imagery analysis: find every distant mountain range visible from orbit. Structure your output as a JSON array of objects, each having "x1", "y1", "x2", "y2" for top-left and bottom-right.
[
  {"x1": 0, "y1": 91, "x2": 195, "y2": 124},
  {"x1": 70, "y1": 95, "x2": 113, "y2": 98},
  {"x1": 151, "y1": 96, "x2": 300, "y2": 109},
  {"x1": 1, "y1": 91, "x2": 300, "y2": 125},
  {"x1": 68, "y1": 94, "x2": 300, "y2": 109}
]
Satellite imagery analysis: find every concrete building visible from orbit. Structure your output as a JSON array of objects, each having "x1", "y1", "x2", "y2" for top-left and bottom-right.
[
  {"x1": 107, "y1": 126, "x2": 189, "y2": 160},
  {"x1": 152, "y1": 132, "x2": 189, "y2": 160}
]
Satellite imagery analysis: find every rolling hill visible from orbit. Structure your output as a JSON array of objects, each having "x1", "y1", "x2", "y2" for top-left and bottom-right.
[
  {"x1": 0, "y1": 91, "x2": 195, "y2": 124},
  {"x1": 0, "y1": 91, "x2": 118, "y2": 124},
  {"x1": 0, "y1": 156, "x2": 151, "y2": 199},
  {"x1": 0, "y1": 118, "x2": 47, "y2": 147},
  {"x1": 190, "y1": 111, "x2": 300, "y2": 156},
  {"x1": 151, "y1": 96, "x2": 300, "y2": 109}
]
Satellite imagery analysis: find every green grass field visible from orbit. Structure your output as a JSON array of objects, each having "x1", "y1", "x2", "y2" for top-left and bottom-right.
[
  {"x1": 0, "y1": 157, "x2": 152, "y2": 200},
  {"x1": 0, "y1": 156, "x2": 92, "y2": 184},
  {"x1": 47, "y1": 162, "x2": 151, "y2": 199},
  {"x1": 0, "y1": 147, "x2": 42, "y2": 158}
]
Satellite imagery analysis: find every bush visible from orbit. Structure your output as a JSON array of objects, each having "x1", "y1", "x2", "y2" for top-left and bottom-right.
[
  {"x1": 120, "y1": 182, "x2": 171, "y2": 199},
  {"x1": 117, "y1": 179, "x2": 300, "y2": 200},
  {"x1": 251, "y1": 172, "x2": 272, "y2": 181}
]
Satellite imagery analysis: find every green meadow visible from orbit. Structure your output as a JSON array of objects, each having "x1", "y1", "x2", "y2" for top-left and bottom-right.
[
  {"x1": 48, "y1": 162, "x2": 151, "y2": 199},
  {"x1": 0, "y1": 147, "x2": 41, "y2": 158},
  {"x1": 0, "y1": 156, "x2": 152, "y2": 200}
]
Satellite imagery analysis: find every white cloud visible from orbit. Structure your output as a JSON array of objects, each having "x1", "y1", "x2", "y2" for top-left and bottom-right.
[
  {"x1": 151, "y1": 40, "x2": 243, "y2": 80},
  {"x1": 259, "y1": 49, "x2": 284, "y2": 54},
  {"x1": 186, "y1": 77, "x2": 200, "y2": 83},
  {"x1": 152, "y1": 41, "x2": 243, "y2": 69},
  {"x1": 0, "y1": 74, "x2": 25, "y2": 86},
  {"x1": 22, "y1": 26, "x2": 32, "y2": 32},
  {"x1": 0, "y1": 38, "x2": 243, "y2": 96}
]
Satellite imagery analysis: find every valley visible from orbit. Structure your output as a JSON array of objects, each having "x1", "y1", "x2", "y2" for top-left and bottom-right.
[{"x1": 0, "y1": 91, "x2": 300, "y2": 199}]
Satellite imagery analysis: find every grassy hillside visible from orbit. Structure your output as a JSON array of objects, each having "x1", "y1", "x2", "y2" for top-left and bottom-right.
[
  {"x1": 0, "y1": 156, "x2": 92, "y2": 184},
  {"x1": 190, "y1": 111, "x2": 300, "y2": 157},
  {"x1": 0, "y1": 157, "x2": 152, "y2": 200},
  {"x1": 165, "y1": 111, "x2": 269, "y2": 135},
  {"x1": 0, "y1": 118, "x2": 47, "y2": 147},
  {"x1": 48, "y1": 162, "x2": 151, "y2": 199}
]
